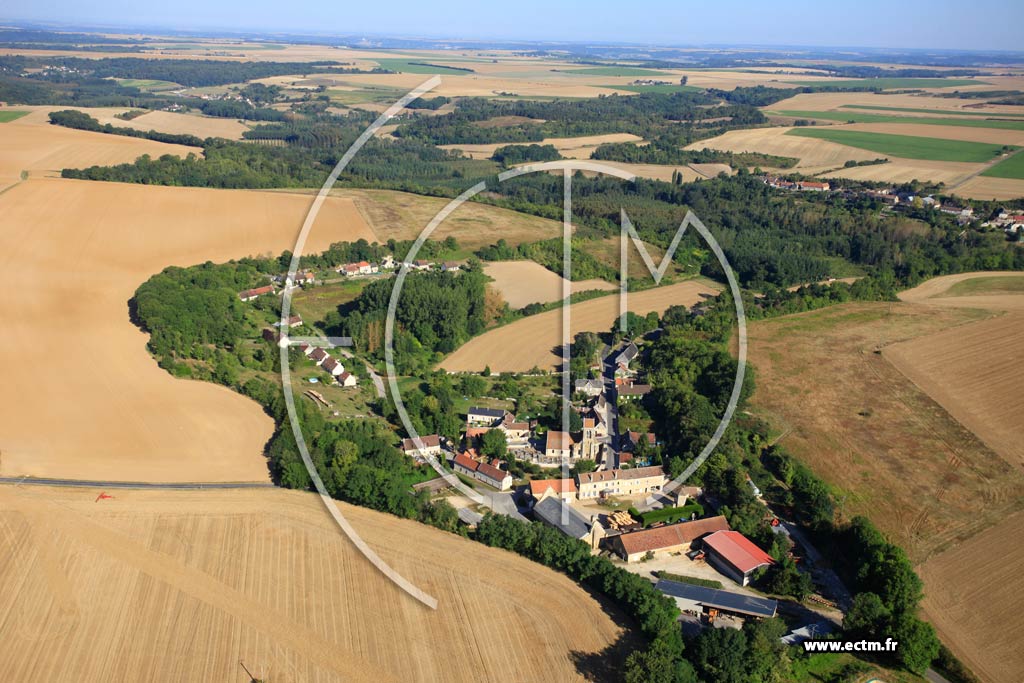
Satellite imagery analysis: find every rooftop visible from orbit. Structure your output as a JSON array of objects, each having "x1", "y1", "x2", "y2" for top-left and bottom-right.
[
  {"x1": 401, "y1": 434, "x2": 440, "y2": 451},
  {"x1": 545, "y1": 431, "x2": 575, "y2": 450},
  {"x1": 533, "y1": 497, "x2": 591, "y2": 539},
  {"x1": 655, "y1": 580, "x2": 777, "y2": 618},
  {"x1": 468, "y1": 406, "x2": 506, "y2": 419},
  {"x1": 615, "y1": 516, "x2": 729, "y2": 556},
  {"x1": 703, "y1": 530, "x2": 775, "y2": 574},
  {"x1": 529, "y1": 478, "x2": 577, "y2": 497},
  {"x1": 577, "y1": 465, "x2": 665, "y2": 485}
]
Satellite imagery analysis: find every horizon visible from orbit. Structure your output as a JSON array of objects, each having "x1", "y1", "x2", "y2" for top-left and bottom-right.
[{"x1": 4, "y1": 0, "x2": 1023, "y2": 53}]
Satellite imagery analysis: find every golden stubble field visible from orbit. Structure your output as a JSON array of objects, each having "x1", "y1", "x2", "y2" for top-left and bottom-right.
[
  {"x1": 483, "y1": 261, "x2": 616, "y2": 308},
  {"x1": 0, "y1": 177, "x2": 375, "y2": 482},
  {"x1": 440, "y1": 133, "x2": 644, "y2": 160},
  {"x1": 0, "y1": 485, "x2": 629, "y2": 683},
  {"x1": 746, "y1": 273, "x2": 1024, "y2": 683},
  {"x1": 0, "y1": 106, "x2": 200, "y2": 189},
  {"x1": 441, "y1": 279, "x2": 720, "y2": 372}
]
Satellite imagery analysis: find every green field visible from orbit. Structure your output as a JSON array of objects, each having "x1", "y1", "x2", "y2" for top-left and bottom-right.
[
  {"x1": 786, "y1": 77, "x2": 989, "y2": 89},
  {"x1": 327, "y1": 85, "x2": 409, "y2": 105},
  {"x1": 372, "y1": 58, "x2": 474, "y2": 75},
  {"x1": 786, "y1": 128, "x2": 1015, "y2": 162},
  {"x1": 116, "y1": 78, "x2": 182, "y2": 90},
  {"x1": 0, "y1": 110, "x2": 28, "y2": 123},
  {"x1": 772, "y1": 109, "x2": 1024, "y2": 131},
  {"x1": 841, "y1": 104, "x2": 1024, "y2": 118},
  {"x1": 980, "y1": 150, "x2": 1024, "y2": 178},
  {"x1": 609, "y1": 84, "x2": 703, "y2": 94},
  {"x1": 946, "y1": 275, "x2": 1024, "y2": 296},
  {"x1": 562, "y1": 66, "x2": 674, "y2": 77}
]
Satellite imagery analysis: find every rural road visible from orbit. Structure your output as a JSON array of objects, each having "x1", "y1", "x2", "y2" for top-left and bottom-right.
[
  {"x1": 338, "y1": 348, "x2": 386, "y2": 398},
  {"x1": 949, "y1": 145, "x2": 1023, "y2": 192},
  {"x1": 0, "y1": 476, "x2": 274, "y2": 490}
]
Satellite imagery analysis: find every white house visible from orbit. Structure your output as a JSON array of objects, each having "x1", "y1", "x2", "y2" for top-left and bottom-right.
[
  {"x1": 401, "y1": 434, "x2": 442, "y2": 457},
  {"x1": 321, "y1": 356, "x2": 345, "y2": 376},
  {"x1": 338, "y1": 371, "x2": 357, "y2": 387}
]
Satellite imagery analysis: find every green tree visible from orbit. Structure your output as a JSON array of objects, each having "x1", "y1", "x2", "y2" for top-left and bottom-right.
[
  {"x1": 479, "y1": 429, "x2": 508, "y2": 459},
  {"x1": 891, "y1": 614, "x2": 940, "y2": 674}
]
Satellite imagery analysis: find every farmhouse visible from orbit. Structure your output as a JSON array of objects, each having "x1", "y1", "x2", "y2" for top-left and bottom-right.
[
  {"x1": 797, "y1": 181, "x2": 830, "y2": 192},
  {"x1": 442, "y1": 261, "x2": 462, "y2": 272},
  {"x1": 321, "y1": 356, "x2": 344, "y2": 376},
  {"x1": 702, "y1": 530, "x2": 775, "y2": 586},
  {"x1": 239, "y1": 285, "x2": 273, "y2": 302},
  {"x1": 655, "y1": 580, "x2": 777, "y2": 620},
  {"x1": 499, "y1": 414, "x2": 531, "y2": 445},
  {"x1": 285, "y1": 314, "x2": 303, "y2": 328},
  {"x1": 467, "y1": 406, "x2": 508, "y2": 427},
  {"x1": 609, "y1": 515, "x2": 730, "y2": 562},
  {"x1": 576, "y1": 465, "x2": 666, "y2": 500},
  {"x1": 309, "y1": 347, "x2": 329, "y2": 365},
  {"x1": 401, "y1": 434, "x2": 442, "y2": 457},
  {"x1": 528, "y1": 478, "x2": 577, "y2": 504},
  {"x1": 545, "y1": 430, "x2": 579, "y2": 460},
  {"x1": 337, "y1": 371, "x2": 357, "y2": 387},
  {"x1": 614, "y1": 342, "x2": 639, "y2": 367},
  {"x1": 532, "y1": 496, "x2": 592, "y2": 541},
  {"x1": 618, "y1": 384, "x2": 651, "y2": 401},
  {"x1": 574, "y1": 378, "x2": 604, "y2": 397},
  {"x1": 338, "y1": 263, "x2": 361, "y2": 276},
  {"x1": 452, "y1": 452, "x2": 512, "y2": 491},
  {"x1": 295, "y1": 271, "x2": 315, "y2": 286}
]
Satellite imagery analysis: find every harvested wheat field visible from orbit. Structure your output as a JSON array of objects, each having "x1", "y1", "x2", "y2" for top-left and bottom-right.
[
  {"x1": 441, "y1": 279, "x2": 720, "y2": 372},
  {"x1": 105, "y1": 109, "x2": 251, "y2": 139},
  {"x1": 767, "y1": 91, "x2": 1024, "y2": 117},
  {"x1": 954, "y1": 175, "x2": 1024, "y2": 200},
  {"x1": 572, "y1": 160, "x2": 703, "y2": 182},
  {"x1": 919, "y1": 511, "x2": 1024, "y2": 683},
  {"x1": 334, "y1": 187, "x2": 563, "y2": 249},
  {"x1": 687, "y1": 126, "x2": 880, "y2": 168},
  {"x1": 0, "y1": 106, "x2": 199, "y2": 188},
  {"x1": 885, "y1": 314, "x2": 1024, "y2": 467},
  {"x1": 440, "y1": 133, "x2": 644, "y2": 160},
  {"x1": 0, "y1": 485, "x2": 629, "y2": 683},
  {"x1": 821, "y1": 158, "x2": 982, "y2": 185},
  {"x1": 839, "y1": 121, "x2": 1024, "y2": 146},
  {"x1": 483, "y1": 261, "x2": 615, "y2": 308},
  {"x1": 745, "y1": 302, "x2": 1024, "y2": 563},
  {"x1": 0, "y1": 178, "x2": 374, "y2": 482}
]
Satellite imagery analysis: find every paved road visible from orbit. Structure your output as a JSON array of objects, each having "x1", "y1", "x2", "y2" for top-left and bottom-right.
[
  {"x1": 338, "y1": 349, "x2": 385, "y2": 398},
  {"x1": 0, "y1": 476, "x2": 273, "y2": 490}
]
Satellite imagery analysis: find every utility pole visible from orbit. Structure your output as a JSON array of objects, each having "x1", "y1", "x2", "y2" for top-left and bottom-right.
[{"x1": 239, "y1": 660, "x2": 261, "y2": 683}]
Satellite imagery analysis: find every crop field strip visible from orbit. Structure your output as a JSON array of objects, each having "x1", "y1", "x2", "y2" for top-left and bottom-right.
[
  {"x1": 783, "y1": 77, "x2": 990, "y2": 89},
  {"x1": 840, "y1": 104, "x2": 1024, "y2": 118},
  {"x1": 785, "y1": 128, "x2": 1016, "y2": 162},
  {"x1": 981, "y1": 150, "x2": 1024, "y2": 178},
  {"x1": 773, "y1": 109, "x2": 1024, "y2": 130}
]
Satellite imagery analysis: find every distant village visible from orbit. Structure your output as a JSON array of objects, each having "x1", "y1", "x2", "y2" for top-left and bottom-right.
[{"x1": 761, "y1": 175, "x2": 1024, "y2": 235}]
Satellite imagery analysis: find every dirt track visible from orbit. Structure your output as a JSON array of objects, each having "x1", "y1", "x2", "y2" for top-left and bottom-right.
[{"x1": 0, "y1": 485, "x2": 628, "y2": 683}]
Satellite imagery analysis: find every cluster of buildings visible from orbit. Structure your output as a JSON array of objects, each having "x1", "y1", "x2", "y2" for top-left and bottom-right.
[
  {"x1": 298, "y1": 343, "x2": 357, "y2": 387},
  {"x1": 334, "y1": 256, "x2": 463, "y2": 277},
  {"x1": 982, "y1": 209, "x2": 1024, "y2": 235},
  {"x1": 762, "y1": 177, "x2": 830, "y2": 192}
]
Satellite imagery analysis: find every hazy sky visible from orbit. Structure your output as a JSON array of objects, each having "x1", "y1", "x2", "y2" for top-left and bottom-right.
[{"x1": 4, "y1": 0, "x2": 1022, "y2": 51}]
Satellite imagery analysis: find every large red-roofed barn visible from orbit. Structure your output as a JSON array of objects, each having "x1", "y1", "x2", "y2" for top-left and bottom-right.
[{"x1": 702, "y1": 530, "x2": 775, "y2": 586}]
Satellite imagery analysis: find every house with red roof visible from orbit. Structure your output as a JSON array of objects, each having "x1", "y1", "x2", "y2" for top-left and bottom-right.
[
  {"x1": 452, "y1": 452, "x2": 512, "y2": 491},
  {"x1": 239, "y1": 285, "x2": 273, "y2": 302},
  {"x1": 702, "y1": 530, "x2": 775, "y2": 586},
  {"x1": 528, "y1": 478, "x2": 577, "y2": 505}
]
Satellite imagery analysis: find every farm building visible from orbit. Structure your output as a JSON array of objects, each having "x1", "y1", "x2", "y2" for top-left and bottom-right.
[
  {"x1": 702, "y1": 530, "x2": 775, "y2": 586},
  {"x1": 321, "y1": 356, "x2": 345, "y2": 377},
  {"x1": 576, "y1": 465, "x2": 666, "y2": 500},
  {"x1": 337, "y1": 371, "x2": 357, "y2": 387},
  {"x1": 528, "y1": 478, "x2": 577, "y2": 504},
  {"x1": 532, "y1": 497, "x2": 592, "y2": 541},
  {"x1": 614, "y1": 342, "x2": 639, "y2": 367},
  {"x1": 545, "y1": 430, "x2": 579, "y2": 460},
  {"x1": 655, "y1": 580, "x2": 777, "y2": 620},
  {"x1": 574, "y1": 378, "x2": 604, "y2": 397},
  {"x1": 452, "y1": 452, "x2": 512, "y2": 491},
  {"x1": 467, "y1": 406, "x2": 508, "y2": 427},
  {"x1": 617, "y1": 384, "x2": 651, "y2": 401},
  {"x1": 239, "y1": 285, "x2": 273, "y2": 302},
  {"x1": 309, "y1": 347, "x2": 329, "y2": 365},
  {"x1": 401, "y1": 434, "x2": 442, "y2": 457},
  {"x1": 609, "y1": 516, "x2": 730, "y2": 562}
]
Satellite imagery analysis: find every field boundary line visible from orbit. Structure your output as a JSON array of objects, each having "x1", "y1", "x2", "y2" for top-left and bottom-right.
[{"x1": 0, "y1": 477, "x2": 275, "y2": 489}]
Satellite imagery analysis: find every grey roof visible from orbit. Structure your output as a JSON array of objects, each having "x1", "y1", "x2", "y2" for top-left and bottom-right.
[
  {"x1": 533, "y1": 497, "x2": 591, "y2": 539},
  {"x1": 654, "y1": 579, "x2": 778, "y2": 618},
  {"x1": 615, "y1": 343, "x2": 639, "y2": 365},
  {"x1": 468, "y1": 406, "x2": 506, "y2": 418},
  {"x1": 457, "y1": 508, "x2": 484, "y2": 526},
  {"x1": 781, "y1": 622, "x2": 835, "y2": 645},
  {"x1": 574, "y1": 379, "x2": 603, "y2": 390}
]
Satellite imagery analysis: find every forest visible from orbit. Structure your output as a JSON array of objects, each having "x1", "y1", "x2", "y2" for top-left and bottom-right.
[{"x1": 48, "y1": 109, "x2": 206, "y2": 146}]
